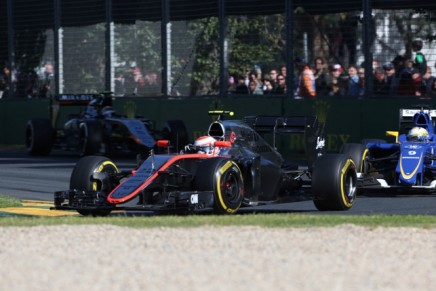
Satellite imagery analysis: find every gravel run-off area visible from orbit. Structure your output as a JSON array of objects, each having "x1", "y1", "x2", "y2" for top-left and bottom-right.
[{"x1": 1, "y1": 224, "x2": 436, "y2": 291}]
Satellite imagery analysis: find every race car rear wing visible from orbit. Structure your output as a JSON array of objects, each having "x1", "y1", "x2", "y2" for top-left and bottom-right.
[
  {"x1": 243, "y1": 115, "x2": 308, "y2": 134},
  {"x1": 55, "y1": 94, "x2": 98, "y2": 106},
  {"x1": 399, "y1": 108, "x2": 436, "y2": 132},
  {"x1": 244, "y1": 115, "x2": 325, "y2": 169},
  {"x1": 399, "y1": 108, "x2": 436, "y2": 118}
]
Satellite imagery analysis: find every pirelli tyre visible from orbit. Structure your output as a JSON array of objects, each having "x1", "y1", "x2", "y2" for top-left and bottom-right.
[
  {"x1": 312, "y1": 154, "x2": 357, "y2": 211},
  {"x1": 194, "y1": 158, "x2": 244, "y2": 214},
  {"x1": 340, "y1": 143, "x2": 369, "y2": 173},
  {"x1": 79, "y1": 120, "x2": 103, "y2": 156},
  {"x1": 25, "y1": 119, "x2": 54, "y2": 156},
  {"x1": 70, "y1": 155, "x2": 119, "y2": 216}
]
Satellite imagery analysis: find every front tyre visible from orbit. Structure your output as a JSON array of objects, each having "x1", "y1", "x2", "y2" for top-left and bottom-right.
[
  {"x1": 194, "y1": 158, "x2": 244, "y2": 214},
  {"x1": 312, "y1": 154, "x2": 357, "y2": 211},
  {"x1": 340, "y1": 143, "x2": 368, "y2": 173},
  {"x1": 70, "y1": 155, "x2": 119, "y2": 216}
]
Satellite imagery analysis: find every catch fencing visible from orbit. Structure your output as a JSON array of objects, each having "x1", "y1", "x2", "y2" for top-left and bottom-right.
[{"x1": 0, "y1": 0, "x2": 435, "y2": 99}]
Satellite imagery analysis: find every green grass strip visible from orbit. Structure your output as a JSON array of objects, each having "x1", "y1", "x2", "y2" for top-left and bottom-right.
[
  {"x1": 1, "y1": 194, "x2": 436, "y2": 228},
  {"x1": 0, "y1": 194, "x2": 22, "y2": 208},
  {"x1": 1, "y1": 213, "x2": 436, "y2": 228}
]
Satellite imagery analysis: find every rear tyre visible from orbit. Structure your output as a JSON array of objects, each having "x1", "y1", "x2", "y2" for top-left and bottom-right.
[
  {"x1": 79, "y1": 120, "x2": 103, "y2": 156},
  {"x1": 162, "y1": 120, "x2": 189, "y2": 153},
  {"x1": 312, "y1": 154, "x2": 357, "y2": 211},
  {"x1": 194, "y1": 158, "x2": 244, "y2": 214},
  {"x1": 25, "y1": 119, "x2": 53, "y2": 156},
  {"x1": 70, "y1": 155, "x2": 119, "y2": 216}
]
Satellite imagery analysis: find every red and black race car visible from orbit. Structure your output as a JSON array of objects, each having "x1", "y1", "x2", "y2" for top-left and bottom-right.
[{"x1": 53, "y1": 111, "x2": 357, "y2": 216}]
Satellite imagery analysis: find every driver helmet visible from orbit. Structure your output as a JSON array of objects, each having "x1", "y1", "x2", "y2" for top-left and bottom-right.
[
  {"x1": 407, "y1": 126, "x2": 429, "y2": 142},
  {"x1": 194, "y1": 136, "x2": 217, "y2": 155}
]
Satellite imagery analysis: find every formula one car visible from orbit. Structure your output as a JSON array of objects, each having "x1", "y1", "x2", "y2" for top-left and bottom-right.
[
  {"x1": 25, "y1": 92, "x2": 188, "y2": 156},
  {"x1": 340, "y1": 107, "x2": 436, "y2": 194},
  {"x1": 53, "y1": 110, "x2": 358, "y2": 216}
]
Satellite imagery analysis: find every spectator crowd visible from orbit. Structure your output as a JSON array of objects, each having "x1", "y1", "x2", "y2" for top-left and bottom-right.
[
  {"x1": 229, "y1": 40, "x2": 436, "y2": 99},
  {"x1": 1, "y1": 40, "x2": 435, "y2": 99}
]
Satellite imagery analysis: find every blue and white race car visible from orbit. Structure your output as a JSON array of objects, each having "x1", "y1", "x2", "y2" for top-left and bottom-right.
[{"x1": 341, "y1": 108, "x2": 436, "y2": 193}]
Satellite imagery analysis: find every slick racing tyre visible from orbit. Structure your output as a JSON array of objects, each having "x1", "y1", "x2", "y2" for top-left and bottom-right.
[
  {"x1": 79, "y1": 120, "x2": 103, "y2": 156},
  {"x1": 70, "y1": 155, "x2": 119, "y2": 216},
  {"x1": 312, "y1": 154, "x2": 357, "y2": 211},
  {"x1": 25, "y1": 119, "x2": 54, "y2": 156},
  {"x1": 194, "y1": 158, "x2": 244, "y2": 214},
  {"x1": 162, "y1": 120, "x2": 189, "y2": 153},
  {"x1": 340, "y1": 143, "x2": 368, "y2": 173}
]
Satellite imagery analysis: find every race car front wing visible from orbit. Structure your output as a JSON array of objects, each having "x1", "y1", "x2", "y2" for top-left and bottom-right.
[{"x1": 53, "y1": 189, "x2": 216, "y2": 213}]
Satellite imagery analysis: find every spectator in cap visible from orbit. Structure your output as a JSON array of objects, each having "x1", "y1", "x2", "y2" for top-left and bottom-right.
[
  {"x1": 329, "y1": 64, "x2": 347, "y2": 97},
  {"x1": 330, "y1": 64, "x2": 343, "y2": 80},
  {"x1": 294, "y1": 57, "x2": 316, "y2": 99},
  {"x1": 382, "y1": 62, "x2": 398, "y2": 96}
]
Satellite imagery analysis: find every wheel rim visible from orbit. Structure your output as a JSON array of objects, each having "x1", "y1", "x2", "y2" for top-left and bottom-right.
[
  {"x1": 91, "y1": 161, "x2": 119, "y2": 191},
  {"x1": 220, "y1": 171, "x2": 242, "y2": 205},
  {"x1": 343, "y1": 169, "x2": 357, "y2": 204}
]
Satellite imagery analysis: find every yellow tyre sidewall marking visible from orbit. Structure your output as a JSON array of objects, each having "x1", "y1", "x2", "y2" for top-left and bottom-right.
[
  {"x1": 340, "y1": 159, "x2": 355, "y2": 208},
  {"x1": 92, "y1": 161, "x2": 119, "y2": 191},
  {"x1": 360, "y1": 148, "x2": 369, "y2": 173},
  {"x1": 216, "y1": 161, "x2": 242, "y2": 214}
]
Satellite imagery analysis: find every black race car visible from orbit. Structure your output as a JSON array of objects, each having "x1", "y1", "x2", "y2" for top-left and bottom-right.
[
  {"x1": 25, "y1": 92, "x2": 188, "y2": 156},
  {"x1": 53, "y1": 111, "x2": 357, "y2": 216}
]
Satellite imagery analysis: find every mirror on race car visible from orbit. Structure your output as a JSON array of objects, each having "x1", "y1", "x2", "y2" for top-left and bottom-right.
[
  {"x1": 156, "y1": 140, "x2": 170, "y2": 147},
  {"x1": 214, "y1": 141, "x2": 232, "y2": 148}
]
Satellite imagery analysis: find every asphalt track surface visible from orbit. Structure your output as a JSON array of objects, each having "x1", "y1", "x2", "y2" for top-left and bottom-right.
[{"x1": 1, "y1": 148, "x2": 436, "y2": 216}]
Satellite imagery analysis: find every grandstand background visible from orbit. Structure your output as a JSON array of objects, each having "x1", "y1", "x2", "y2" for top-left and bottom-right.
[{"x1": 1, "y1": 0, "x2": 436, "y2": 99}]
